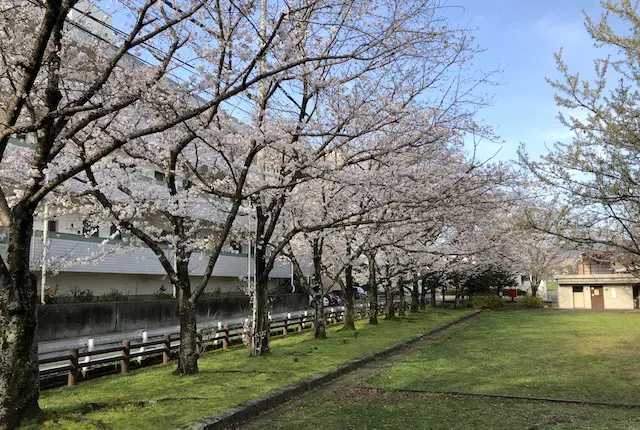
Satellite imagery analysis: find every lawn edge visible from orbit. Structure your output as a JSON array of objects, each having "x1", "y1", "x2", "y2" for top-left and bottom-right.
[
  {"x1": 181, "y1": 309, "x2": 482, "y2": 430},
  {"x1": 358, "y1": 387, "x2": 640, "y2": 408}
]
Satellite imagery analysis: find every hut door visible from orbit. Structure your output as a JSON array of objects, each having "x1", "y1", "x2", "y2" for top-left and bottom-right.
[{"x1": 590, "y1": 286, "x2": 605, "y2": 310}]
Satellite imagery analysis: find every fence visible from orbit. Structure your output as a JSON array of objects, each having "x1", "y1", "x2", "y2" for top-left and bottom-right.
[{"x1": 39, "y1": 304, "x2": 373, "y2": 389}]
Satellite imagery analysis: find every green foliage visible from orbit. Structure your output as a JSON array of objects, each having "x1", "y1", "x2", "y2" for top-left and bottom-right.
[
  {"x1": 100, "y1": 288, "x2": 128, "y2": 302},
  {"x1": 153, "y1": 285, "x2": 173, "y2": 300},
  {"x1": 465, "y1": 266, "x2": 517, "y2": 296},
  {"x1": 70, "y1": 286, "x2": 94, "y2": 303},
  {"x1": 519, "y1": 295, "x2": 544, "y2": 308},
  {"x1": 43, "y1": 285, "x2": 58, "y2": 304},
  {"x1": 469, "y1": 294, "x2": 503, "y2": 309}
]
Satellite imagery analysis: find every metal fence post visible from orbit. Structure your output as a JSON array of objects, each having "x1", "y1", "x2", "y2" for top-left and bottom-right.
[
  {"x1": 68, "y1": 348, "x2": 79, "y2": 387},
  {"x1": 121, "y1": 340, "x2": 130, "y2": 374}
]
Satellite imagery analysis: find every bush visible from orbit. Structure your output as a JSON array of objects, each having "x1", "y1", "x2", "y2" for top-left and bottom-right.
[
  {"x1": 100, "y1": 288, "x2": 128, "y2": 302},
  {"x1": 70, "y1": 287, "x2": 94, "y2": 303},
  {"x1": 470, "y1": 294, "x2": 503, "y2": 309},
  {"x1": 153, "y1": 285, "x2": 173, "y2": 300},
  {"x1": 519, "y1": 295, "x2": 544, "y2": 308}
]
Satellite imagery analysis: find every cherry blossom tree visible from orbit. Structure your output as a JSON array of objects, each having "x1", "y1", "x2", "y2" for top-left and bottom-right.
[{"x1": 0, "y1": 0, "x2": 219, "y2": 424}]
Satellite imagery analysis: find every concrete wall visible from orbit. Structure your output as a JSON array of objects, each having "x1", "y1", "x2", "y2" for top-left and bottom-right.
[
  {"x1": 557, "y1": 284, "x2": 633, "y2": 309},
  {"x1": 36, "y1": 293, "x2": 308, "y2": 341},
  {"x1": 558, "y1": 286, "x2": 573, "y2": 309},
  {"x1": 43, "y1": 272, "x2": 258, "y2": 297},
  {"x1": 603, "y1": 285, "x2": 634, "y2": 309}
]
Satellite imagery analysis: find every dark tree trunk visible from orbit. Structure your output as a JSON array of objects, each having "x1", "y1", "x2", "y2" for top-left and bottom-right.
[
  {"x1": 0, "y1": 209, "x2": 41, "y2": 428},
  {"x1": 385, "y1": 281, "x2": 395, "y2": 319},
  {"x1": 398, "y1": 279, "x2": 406, "y2": 316},
  {"x1": 420, "y1": 277, "x2": 427, "y2": 310},
  {"x1": 531, "y1": 277, "x2": 539, "y2": 297},
  {"x1": 312, "y1": 239, "x2": 326, "y2": 339},
  {"x1": 410, "y1": 280, "x2": 420, "y2": 312},
  {"x1": 367, "y1": 252, "x2": 378, "y2": 324},
  {"x1": 250, "y1": 232, "x2": 270, "y2": 356},
  {"x1": 341, "y1": 254, "x2": 356, "y2": 330},
  {"x1": 251, "y1": 272, "x2": 270, "y2": 356},
  {"x1": 430, "y1": 283, "x2": 437, "y2": 308},
  {"x1": 173, "y1": 270, "x2": 199, "y2": 375}
]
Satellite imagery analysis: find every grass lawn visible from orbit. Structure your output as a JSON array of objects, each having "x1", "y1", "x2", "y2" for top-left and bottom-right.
[
  {"x1": 365, "y1": 310, "x2": 640, "y2": 403},
  {"x1": 258, "y1": 310, "x2": 640, "y2": 430},
  {"x1": 261, "y1": 389, "x2": 640, "y2": 430},
  {"x1": 23, "y1": 309, "x2": 471, "y2": 429}
]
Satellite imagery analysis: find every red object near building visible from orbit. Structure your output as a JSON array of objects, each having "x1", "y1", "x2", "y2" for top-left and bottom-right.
[{"x1": 507, "y1": 288, "x2": 517, "y2": 300}]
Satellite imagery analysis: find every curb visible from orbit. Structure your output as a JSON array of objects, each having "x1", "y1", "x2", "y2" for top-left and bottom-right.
[
  {"x1": 182, "y1": 309, "x2": 483, "y2": 430},
  {"x1": 362, "y1": 387, "x2": 640, "y2": 409}
]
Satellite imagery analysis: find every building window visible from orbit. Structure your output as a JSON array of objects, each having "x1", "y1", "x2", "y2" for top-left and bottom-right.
[
  {"x1": 154, "y1": 171, "x2": 165, "y2": 182},
  {"x1": 46, "y1": 220, "x2": 57, "y2": 232},
  {"x1": 572, "y1": 286, "x2": 583, "y2": 293}
]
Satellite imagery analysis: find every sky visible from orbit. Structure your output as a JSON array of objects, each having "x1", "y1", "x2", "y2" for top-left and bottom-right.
[{"x1": 443, "y1": 0, "x2": 606, "y2": 163}]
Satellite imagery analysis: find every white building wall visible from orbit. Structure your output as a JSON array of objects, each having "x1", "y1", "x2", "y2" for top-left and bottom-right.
[
  {"x1": 558, "y1": 286, "x2": 573, "y2": 309},
  {"x1": 603, "y1": 285, "x2": 634, "y2": 310},
  {"x1": 38, "y1": 272, "x2": 268, "y2": 297}
]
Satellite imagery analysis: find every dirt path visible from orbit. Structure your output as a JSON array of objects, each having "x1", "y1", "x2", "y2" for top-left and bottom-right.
[{"x1": 237, "y1": 312, "x2": 483, "y2": 429}]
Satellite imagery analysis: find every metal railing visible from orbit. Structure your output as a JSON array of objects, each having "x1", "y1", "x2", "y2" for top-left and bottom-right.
[{"x1": 38, "y1": 304, "x2": 373, "y2": 389}]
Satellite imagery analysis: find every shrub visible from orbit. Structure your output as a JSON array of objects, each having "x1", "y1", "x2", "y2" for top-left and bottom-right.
[
  {"x1": 70, "y1": 287, "x2": 94, "y2": 303},
  {"x1": 43, "y1": 285, "x2": 58, "y2": 304},
  {"x1": 100, "y1": 288, "x2": 128, "y2": 302},
  {"x1": 153, "y1": 285, "x2": 173, "y2": 300},
  {"x1": 470, "y1": 294, "x2": 503, "y2": 309},
  {"x1": 520, "y1": 295, "x2": 544, "y2": 308}
]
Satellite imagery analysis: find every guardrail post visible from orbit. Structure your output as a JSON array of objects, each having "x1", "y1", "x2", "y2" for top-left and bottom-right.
[
  {"x1": 298, "y1": 316, "x2": 303, "y2": 332},
  {"x1": 68, "y1": 348, "x2": 79, "y2": 387},
  {"x1": 222, "y1": 324, "x2": 229, "y2": 350},
  {"x1": 283, "y1": 314, "x2": 289, "y2": 336},
  {"x1": 82, "y1": 338, "x2": 94, "y2": 378},
  {"x1": 163, "y1": 335, "x2": 170, "y2": 365},
  {"x1": 121, "y1": 340, "x2": 130, "y2": 374},
  {"x1": 138, "y1": 331, "x2": 147, "y2": 364}
]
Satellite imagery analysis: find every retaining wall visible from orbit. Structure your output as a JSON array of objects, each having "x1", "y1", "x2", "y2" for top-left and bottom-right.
[{"x1": 36, "y1": 293, "x2": 308, "y2": 341}]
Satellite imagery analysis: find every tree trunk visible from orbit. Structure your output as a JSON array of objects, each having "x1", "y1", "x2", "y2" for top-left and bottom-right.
[
  {"x1": 410, "y1": 280, "x2": 420, "y2": 312},
  {"x1": 341, "y1": 259, "x2": 356, "y2": 330},
  {"x1": 420, "y1": 277, "x2": 427, "y2": 310},
  {"x1": 312, "y1": 239, "x2": 326, "y2": 339},
  {"x1": 367, "y1": 252, "x2": 378, "y2": 325},
  {"x1": 313, "y1": 288, "x2": 326, "y2": 339},
  {"x1": 385, "y1": 282, "x2": 395, "y2": 319},
  {"x1": 0, "y1": 209, "x2": 41, "y2": 428},
  {"x1": 398, "y1": 279, "x2": 406, "y2": 316},
  {"x1": 430, "y1": 283, "x2": 437, "y2": 308},
  {"x1": 531, "y1": 277, "x2": 539, "y2": 297},
  {"x1": 173, "y1": 272, "x2": 199, "y2": 375},
  {"x1": 250, "y1": 269, "x2": 270, "y2": 356}
]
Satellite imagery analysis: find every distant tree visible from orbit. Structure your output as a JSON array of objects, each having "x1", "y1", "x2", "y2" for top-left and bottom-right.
[{"x1": 519, "y1": 0, "x2": 640, "y2": 273}]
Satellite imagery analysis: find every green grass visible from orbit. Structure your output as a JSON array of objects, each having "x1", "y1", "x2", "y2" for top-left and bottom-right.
[
  {"x1": 258, "y1": 310, "x2": 640, "y2": 430},
  {"x1": 24, "y1": 309, "x2": 471, "y2": 429},
  {"x1": 259, "y1": 389, "x2": 640, "y2": 430},
  {"x1": 366, "y1": 311, "x2": 640, "y2": 403}
]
